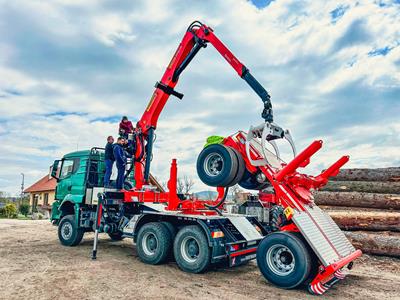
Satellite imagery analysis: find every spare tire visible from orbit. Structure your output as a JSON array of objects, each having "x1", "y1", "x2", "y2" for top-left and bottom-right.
[
  {"x1": 197, "y1": 144, "x2": 238, "y2": 187},
  {"x1": 228, "y1": 147, "x2": 246, "y2": 186}
]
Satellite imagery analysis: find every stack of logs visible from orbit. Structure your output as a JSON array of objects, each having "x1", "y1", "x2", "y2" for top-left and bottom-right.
[{"x1": 315, "y1": 167, "x2": 400, "y2": 257}]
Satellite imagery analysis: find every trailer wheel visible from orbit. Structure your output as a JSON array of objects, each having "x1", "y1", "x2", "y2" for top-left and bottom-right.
[
  {"x1": 197, "y1": 144, "x2": 238, "y2": 187},
  {"x1": 136, "y1": 222, "x2": 172, "y2": 265},
  {"x1": 173, "y1": 225, "x2": 211, "y2": 273},
  {"x1": 257, "y1": 232, "x2": 312, "y2": 289},
  {"x1": 58, "y1": 215, "x2": 84, "y2": 246}
]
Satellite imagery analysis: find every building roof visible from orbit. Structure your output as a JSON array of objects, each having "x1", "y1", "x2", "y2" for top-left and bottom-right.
[{"x1": 24, "y1": 175, "x2": 57, "y2": 193}]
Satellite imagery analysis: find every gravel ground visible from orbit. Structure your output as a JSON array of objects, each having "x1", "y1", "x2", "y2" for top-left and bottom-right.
[{"x1": 0, "y1": 219, "x2": 399, "y2": 300}]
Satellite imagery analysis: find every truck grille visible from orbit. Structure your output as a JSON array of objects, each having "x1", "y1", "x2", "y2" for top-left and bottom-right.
[{"x1": 292, "y1": 205, "x2": 355, "y2": 266}]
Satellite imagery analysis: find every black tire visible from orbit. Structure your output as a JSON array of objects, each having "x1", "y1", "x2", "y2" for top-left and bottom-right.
[
  {"x1": 257, "y1": 232, "x2": 312, "y2": 289},
  {"x1": 239, "y1": 169, "x2": 271, "y2": 190},
  {"x1": 270, "y1": 205, "x2": 287, "y2": 232},
  {"x1": 173, "y1": 225, "x2": 211, "y2": 273},
  {"x1": 108, "y1": 231, "x2": 124, "y2": 241},
  {"x1": 161, "y1": 222, "x2": 177, "y2": 260},
  {"x1": 58, "y1": 215, "x2": 84, "y2": 247},
  {"x1": 136, "y1": 222, "x2": 172, "y2": 265},
  {"x1": 228, "y1": 147, "x2": 246, "y2": 186},
  {"x1": 196, "y1": 144, "x2": 238, "y2": 187},
  {"x1": 161, "y1": 222, "x2": 177, "y2": 239}
]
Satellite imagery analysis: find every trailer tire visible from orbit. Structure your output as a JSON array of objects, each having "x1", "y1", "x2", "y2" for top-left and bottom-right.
[
  {"x1": 257, "y1": 231, "x2": 312, "y2": 289},
  {"x1": 58, "y1": 215, "x2": 84, "y2": 246},
  {"x1": 197, "y1": 144, "x2": 238, "y2": 187},
  {"x1": 173, "y1": 225, "x2": 211, "y2": 273},
  {"x1": 136, "y1": 222, "x2": 172, "y2": 265}
]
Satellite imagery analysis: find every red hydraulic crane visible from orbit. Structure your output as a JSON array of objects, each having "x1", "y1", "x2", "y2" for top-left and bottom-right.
[{"x1": 132, "y1": 21, "x2": 281, "y2": 190}]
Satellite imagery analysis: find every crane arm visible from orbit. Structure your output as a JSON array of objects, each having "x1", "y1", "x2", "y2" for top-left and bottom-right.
[{"x1": 135, "y1": 21, "x2": 276, "y2": 185}]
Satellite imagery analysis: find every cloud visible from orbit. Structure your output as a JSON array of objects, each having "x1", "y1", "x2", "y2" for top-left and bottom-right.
[{"x1": 0, "y1": 0, "x2": 399, "y2": 194}]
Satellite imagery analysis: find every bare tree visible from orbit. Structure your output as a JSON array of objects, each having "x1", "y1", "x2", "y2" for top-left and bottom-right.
[
  {"x1": 175, "y1": 176, "x2": 195, "y2": 194},
  {"x1": 183, "y1": 176, "x2": 195, "y2": 194},
  {"x1": 177, "y1": 178, "x2": 185, "y2": 194}
]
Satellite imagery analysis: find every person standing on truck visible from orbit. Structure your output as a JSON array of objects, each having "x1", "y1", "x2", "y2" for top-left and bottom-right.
[
  {"x1": 113, "y1": 137, "x2": 127, "y2": 190},
  {"x1": 104, "y1": 136, "x2": 115, "y2": 188},
  {"x1": 119, "y1": 116, "x2": 134, "y2": 138}
]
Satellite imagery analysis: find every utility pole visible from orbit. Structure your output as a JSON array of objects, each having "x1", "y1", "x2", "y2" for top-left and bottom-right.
[{"x1": 20, "y1": 173, "x2": 25, "y2": 207}]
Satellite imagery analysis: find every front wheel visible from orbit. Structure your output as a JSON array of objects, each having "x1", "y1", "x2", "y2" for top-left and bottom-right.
[
  {"x1": 257, "y1": 232, "x2": 312, "y2": 289},
  {"x1": 58, "y1": 215, "x2": 84, "y2": 246}
]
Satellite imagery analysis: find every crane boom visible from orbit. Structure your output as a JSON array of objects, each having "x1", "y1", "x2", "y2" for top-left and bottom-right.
[{"x1": 133, "y1": 21, "x2": 276, "y2": 187}]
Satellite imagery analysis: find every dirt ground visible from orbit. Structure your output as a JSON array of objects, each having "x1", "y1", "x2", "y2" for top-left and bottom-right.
[{"x1": 0, "y1": 219, "x2": 399, "y2": 300}]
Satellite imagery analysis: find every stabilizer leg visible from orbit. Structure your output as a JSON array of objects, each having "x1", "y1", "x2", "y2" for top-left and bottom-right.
[{"x1": 92, "y1": 193, "x2": 104, "y2": 260}]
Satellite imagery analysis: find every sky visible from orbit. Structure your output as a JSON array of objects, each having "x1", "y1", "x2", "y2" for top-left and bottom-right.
[{"x1": 0, "y1": 0, "x2": 399, "y2": 195}]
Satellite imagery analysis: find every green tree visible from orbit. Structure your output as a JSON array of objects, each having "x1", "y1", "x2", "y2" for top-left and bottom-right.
[
  {"x1": 19, "y1": 203, "x2": 30, "y2": 216},
  {"x1": 3, "y1": 203, "x2": 17, "y2": 218}
]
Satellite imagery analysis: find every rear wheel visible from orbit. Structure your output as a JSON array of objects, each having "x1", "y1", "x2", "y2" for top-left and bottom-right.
[
  {"x1": 173, "y1": 225, "x2": 211, "y2": 273},
  {"x1": 136, "y1": 222, "x2": 172, "y2": 265},
  {"x1": 58, "y1": 215, "x2": 84, "y2": 246},
  {"x1": 257, "y1": 232, "x2": 312, "y2": 289}
]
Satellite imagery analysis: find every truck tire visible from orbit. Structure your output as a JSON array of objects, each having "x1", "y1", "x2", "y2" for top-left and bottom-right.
[
  {"x1": 228, "y1": 147, "x2": 246, "y2": 186},
  {"x1": 58, "y1": 215, "x2": 84, "y2": 246},
  {"x1": 108, "y1": 231, "x2": 124, "y2": 241},
  {"x1": 173, "y1": 225, "x2": 211, "y2": 273},
  {"x1": 136, "y1": 222, "x2": 172, "y2": 265},
  {"x1": 161, "y1": 222, "x2": 177, "y2": 239},
  {"x1": 257, "y1": 231, "x2": 312, "y2": 289},
  {"x1": 196, "y1": 144, "x2": 238, "y2": 187},
  {"x1": 161, "y1": 222, "x2": 177, "y2": 260}
]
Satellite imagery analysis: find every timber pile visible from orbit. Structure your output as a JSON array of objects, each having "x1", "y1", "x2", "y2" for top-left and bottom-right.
[{"x1": 314, "y1": 167, "x2": 400, "y2": 257}]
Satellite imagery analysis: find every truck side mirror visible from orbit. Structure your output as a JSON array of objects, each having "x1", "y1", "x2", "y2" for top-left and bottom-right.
[{"x1": 51, "y1": 160, "x2": 60, "y2": 180}]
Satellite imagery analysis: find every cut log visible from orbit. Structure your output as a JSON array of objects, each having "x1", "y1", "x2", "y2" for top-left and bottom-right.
[
  {"x1": 314, "y1": 191, "x2": 400, "y2": 210},
  {"x1": 321, "y1": 181, "x2": 400, "y2": 194},
  {"x1": 331, "y1": 167, "x2": 400, "y2": 182},
  {"x1": 324, "y1": 209, "x2": 400, "y2": 232},
  {"x1": 344, "y1": 231, "x2": 400, "y2": 257}
]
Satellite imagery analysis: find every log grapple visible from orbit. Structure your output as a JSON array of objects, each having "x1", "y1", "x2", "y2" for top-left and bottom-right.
[{"x1": 203, "y1": 127, "x2": 363, "y2": 294}]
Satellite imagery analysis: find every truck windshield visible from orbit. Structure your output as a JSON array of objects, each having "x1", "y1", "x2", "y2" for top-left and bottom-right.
[{"x1": 60, "y1": 159, "x2": 74, "y2": 179}]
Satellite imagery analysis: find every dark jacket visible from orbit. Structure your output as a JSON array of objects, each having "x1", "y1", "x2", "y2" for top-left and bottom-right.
[
  {"x1": 105, "y1": 142, "x2": 115, "y2": 161},
  {"x1": 113, "y1": 143, "x2": 127, "y2": 166}
]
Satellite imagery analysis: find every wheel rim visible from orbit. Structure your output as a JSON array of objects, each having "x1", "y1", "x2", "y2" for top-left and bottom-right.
[
  {"x1": 61, "y1": 222, "x2": 73, "y2": 240},
  {"x1": 142, "y1": 232, "x2": 158, "y2": 256},
  {"x1": 203, "y1": 153, "x2": 224, "y2": 177},
  {"x1": 266, "y1": 244, "x2": 295, "y2": 276},
  {"x1": 181, "y1": 236, "x2": 200, "y2": 263}
]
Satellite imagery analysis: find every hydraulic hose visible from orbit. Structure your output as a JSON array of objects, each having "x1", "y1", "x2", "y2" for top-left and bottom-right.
[{"x1": 204, "y1": 187, "x2": 229, "y2": 215}]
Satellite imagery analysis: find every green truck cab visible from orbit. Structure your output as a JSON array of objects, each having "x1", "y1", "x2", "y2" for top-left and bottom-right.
[
  {"x1": 50, "y1": 148, "x2": 124, "y2": 245},
  {"x1": 51, "y1": 148, "x2": 105, "y2": 222}
]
